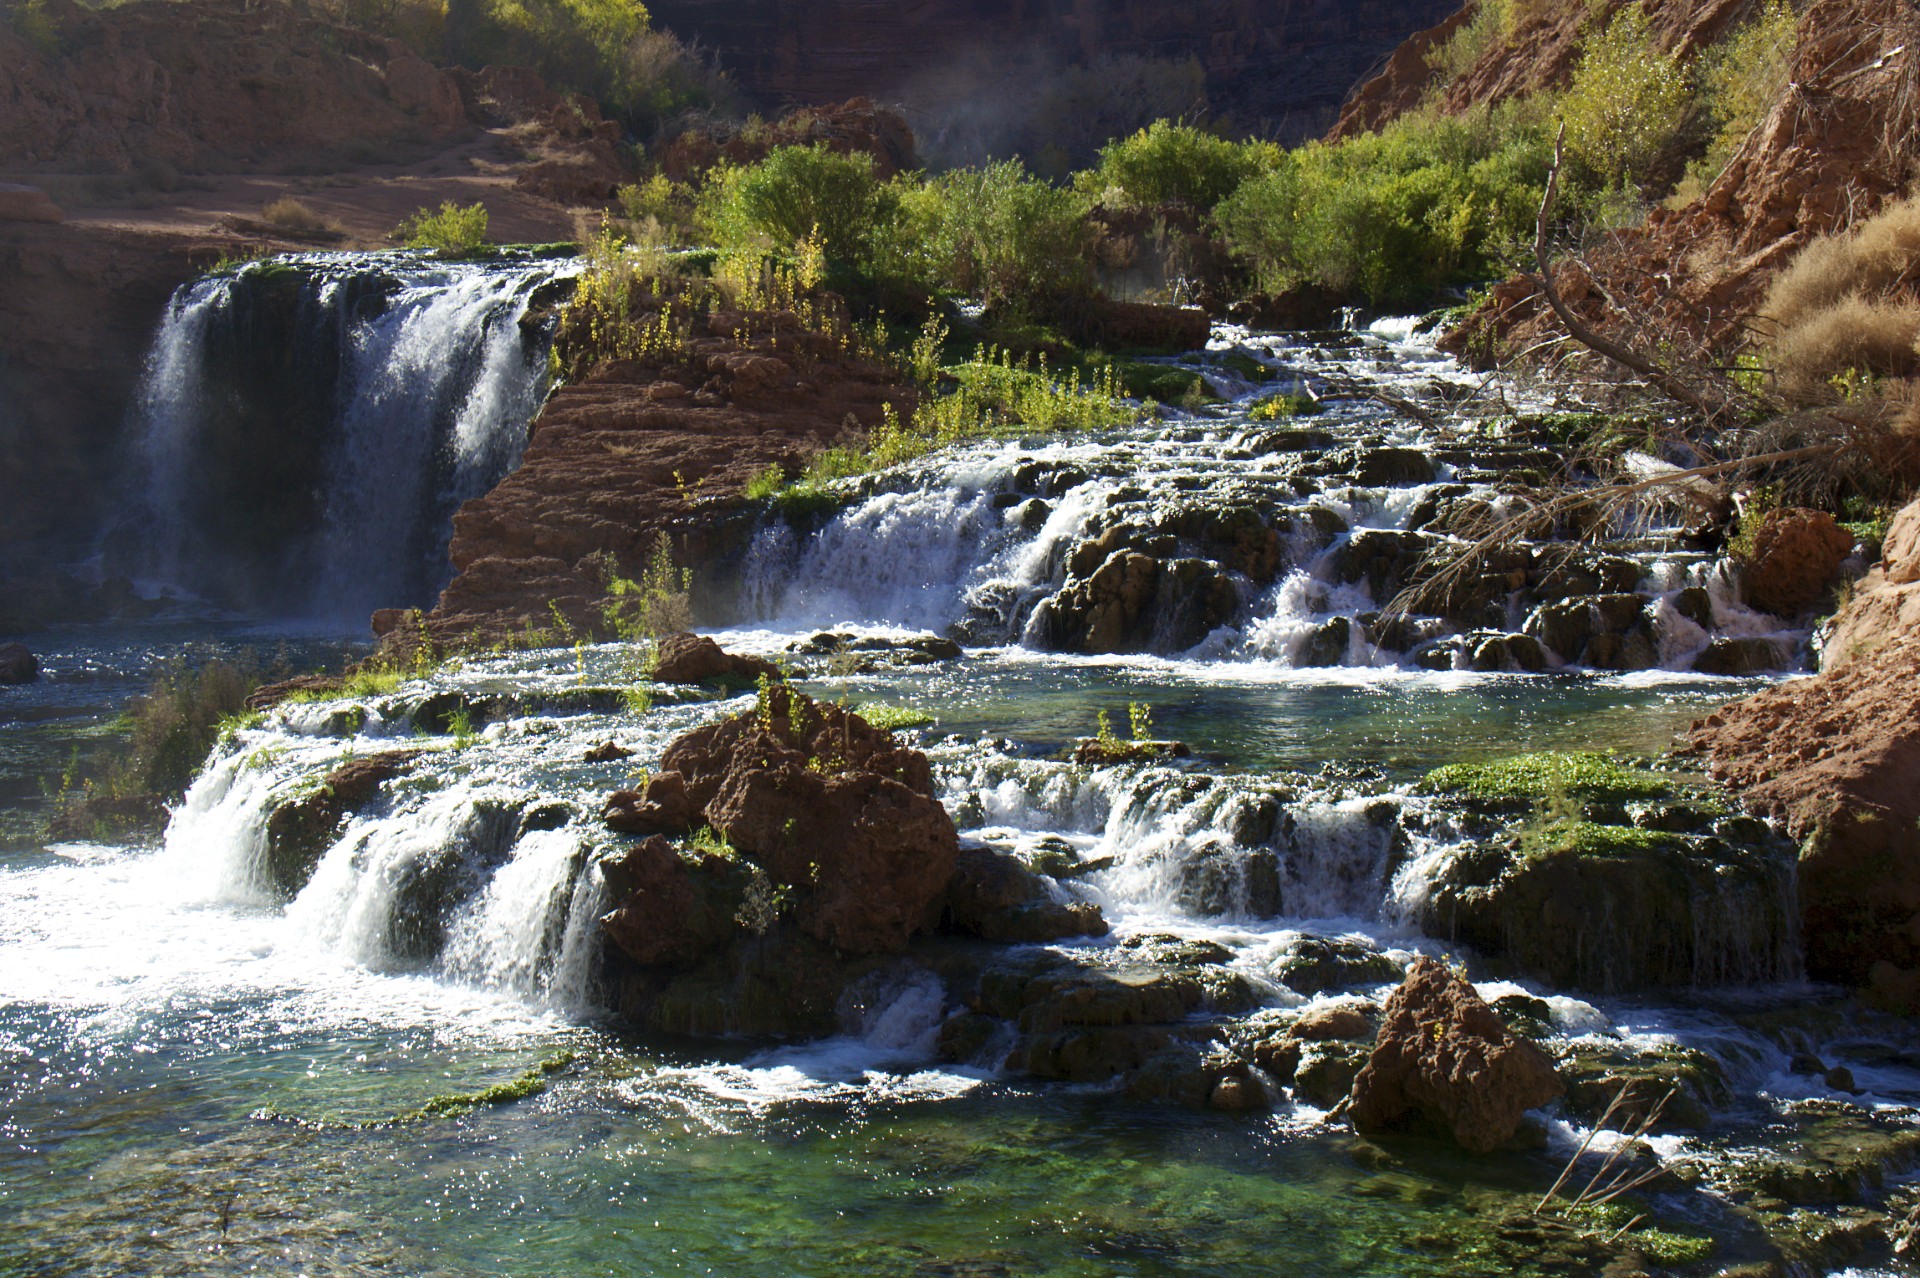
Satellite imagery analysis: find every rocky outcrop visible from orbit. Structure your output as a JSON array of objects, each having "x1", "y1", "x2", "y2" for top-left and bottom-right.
[
  {"x1": 649, "y1": 631, "x2": 781, "y2": 685},
  {"x1": 1350, "y1": 957, "x2": 1564, "y2": 1152},
  {"x1": 418, "y1": 295, "x2": 911, "y2": 649},
  {"x1": 942, "y1": 845, "x2": 1109, "y2": 943},
  {"x1": 0, "y1": 643, "x2": 39, "y2": 684},
  {"x1": 0, "y1": 184, "x2": 63, "y2": 224},
  {"x1": 262, "y1": 750, "x2": 422, "y2": 895},
  {"x1": 600, "y1": 684, "x2": 957, "y2": 956},
  {"x1": 1743, "y1": 508, "x2": 1856, "y2": 617},
  {"x1": 1686, "y1": 498, "x2": 1920, "y2": 1012}
]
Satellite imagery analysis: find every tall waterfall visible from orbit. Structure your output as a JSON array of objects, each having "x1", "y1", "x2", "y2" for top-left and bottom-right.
[{"x1": 118, "y1": 251, "x2": 576, "y2": 624}]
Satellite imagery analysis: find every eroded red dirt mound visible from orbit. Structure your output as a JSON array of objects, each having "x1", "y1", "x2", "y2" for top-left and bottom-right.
[{"x1": 1685, "y1": 497, "x2": 1920, "y2": 1011}]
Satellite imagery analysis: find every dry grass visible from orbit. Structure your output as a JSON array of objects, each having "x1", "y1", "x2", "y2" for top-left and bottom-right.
[
  {"x1": 1762, "y1": 193, "x2": 1920, "y2": 330},
  {"x1": 1768, "y1": 295, "x2": 1920, "y2": 403},
  {"x1": 261, "y1": 197, "x2": 336, "y2": 236}
]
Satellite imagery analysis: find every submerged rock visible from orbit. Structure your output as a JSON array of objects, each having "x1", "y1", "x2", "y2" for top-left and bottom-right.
[
  {"x1": 1270, "y1": 935, "x2": 1404, "y2": 994},
  {"x1": 262, "y1": 750, "x2": 422, "y2": 895},
  {"x1": 0, "y1": 642, "x2": 39, "y2": 684},
  {"x1": 1351, "y1": 957, "x2": 1563, "y2": 1152}
]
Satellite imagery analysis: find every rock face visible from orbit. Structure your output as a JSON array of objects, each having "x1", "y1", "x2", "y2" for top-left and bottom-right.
[
  {"x1": 0, "y1": 184, "x2": 62, "y2": 224},
  {"x1": 1686, "y1": 498, "x2": 1920, "y2": 1011},
  {"x1": 0, "y1": 0, "x2": 464, "y2": 174},
  {"x1": 647, "y1": 0, "x2": 1458, "y2": 149},
  {"x1": 1743, "y1": 508, "x2": 1855, "y2": 617},
  {"x1": 1350, "y1": 957, "x2": 1565, "y2": 1152},
  {"x1": 419, "y1": 297, "x2": 911, "y2": 649},
  {"x1": 600, "y1": 684, "x2": 957, "y2": 956},
  {"x1": 0, "y1": 643, "x2": 39, "y2": 684}
]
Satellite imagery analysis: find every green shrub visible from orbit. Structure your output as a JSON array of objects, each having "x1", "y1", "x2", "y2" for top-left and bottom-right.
[
  {"x1": 110, "y1": 658, "x2": 262, "y2": 799},
  {"x1": 875, "y1": 160, "x2": 1097, "y2": 317},
  {"x1": 1216, "y1": 102, "x2": 1552, "y2": 303},
  {"x1": 396, "y1": 201, "x2": 491, "y2": 256},
  {"x1": 1558, "y1": 4, "x2": 1694, "y2": 190},
  {"x1": 700, "y1": 145, "x2": 886, "y2": 265},
  {"x1": 1085, "y1": 120, "x2": 1277, "y2": 214}
]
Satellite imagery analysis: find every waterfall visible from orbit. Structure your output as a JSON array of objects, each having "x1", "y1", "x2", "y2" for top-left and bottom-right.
[{"x1": 118, "y1": 251, "x2": 576, "y2": 623}]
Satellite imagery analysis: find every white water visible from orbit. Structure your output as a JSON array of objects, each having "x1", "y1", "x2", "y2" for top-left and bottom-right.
[{"x1": 122, "y1": 252, "x2": 575, "y2": 621}]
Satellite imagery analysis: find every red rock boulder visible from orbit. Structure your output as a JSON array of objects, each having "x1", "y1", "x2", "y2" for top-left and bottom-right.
[
  {"x1": 1741, "y1": 507, "x2": 1855, "y2": 616},
  {"x1": 1351, "y1": 958, "x2": 1564, "y2": 1152},
  {"x1": 599, "y1": 835, "x2": 749, "y2": 968},
  {"x1": 600, "y1": 685, "x2": 956, "y2": 957},
  {"x1": 650, "y1": 632, "x2": 781, "y2": 685}
]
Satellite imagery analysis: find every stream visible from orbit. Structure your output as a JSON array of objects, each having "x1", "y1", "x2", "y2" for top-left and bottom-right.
[{"x1": 1, "y1": 260, "x2": 1914, "y2": 1277}]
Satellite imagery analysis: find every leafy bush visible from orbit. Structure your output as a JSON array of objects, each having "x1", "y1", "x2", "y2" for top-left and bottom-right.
[
  {"x1": 396, "y1": 201, "x2": 491, "y2": 256},
  {"x1": 262, "y1": 198, "x2": 336, "y2": 237},
  {"x1": 1217, "y1": 102, "x2": 1553, "y2": 303},
  {"x1": 1085, "y1": 120, "x2": 1277, "y2": 214},
  {"x1": 1677, "y1": 0, "x2": 1796, "y2": 198},
  {"x1": 1557, "y1": 4, "x2": 1693, "y2": 189},
  {"x1": 876, "y1": 160, "x2": 1097, "y2": 317},
  {"x1": 110, "y1": 658, "x2": 261, "y2": 800},
  {"x1": 700, "y1": 145, "x2": 886, "y2": 265}
]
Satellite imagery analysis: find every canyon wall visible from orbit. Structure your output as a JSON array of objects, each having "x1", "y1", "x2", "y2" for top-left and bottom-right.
[{"x1": 646, "y1": 0, "x2": 1458, "y2": 150}]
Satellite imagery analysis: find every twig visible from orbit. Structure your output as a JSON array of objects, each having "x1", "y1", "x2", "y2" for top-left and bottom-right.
[{"x1": 1535, "y1": 1080, "x2": 1630, "y2": 1212}]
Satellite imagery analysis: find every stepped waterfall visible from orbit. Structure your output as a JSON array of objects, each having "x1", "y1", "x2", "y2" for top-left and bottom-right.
[{"x1": 4, "y1": 266, "x2": 1914, "y2": 1278}]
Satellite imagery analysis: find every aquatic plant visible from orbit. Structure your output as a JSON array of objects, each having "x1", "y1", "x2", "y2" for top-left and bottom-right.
[{"x1": 1420, "y1": 751, "x2": 1674, "y2": 805}]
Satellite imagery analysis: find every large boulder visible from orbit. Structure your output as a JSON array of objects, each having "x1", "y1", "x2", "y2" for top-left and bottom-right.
[
  {"x1": 0, "y1": 642, "x2": 39, "y2": 683},
  {"x1": 1742, "y1": 507, "x2": 1855, "y2": 616},
  {"x1": 1351, "y1": 958, "x2": 1564, "y2": 1152},
  {"x1": 649, "y1": 631, "x2": 781, "y2": 685},
  {"x1": 600, "y1": 685, "x2": 956, "y2": 957},
  {"x1": 598, "y1": 835, "x2": 750, "y2": 968}
]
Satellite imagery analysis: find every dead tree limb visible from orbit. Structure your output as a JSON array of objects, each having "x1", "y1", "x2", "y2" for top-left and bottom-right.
[{"x1": 1530, "y1": 124, "x2": 1719, "y2": 422}]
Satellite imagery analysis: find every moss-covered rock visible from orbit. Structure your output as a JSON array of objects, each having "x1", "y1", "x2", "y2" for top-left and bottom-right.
[{"x1": 1419, "y1": 752, "x2": 1676, "y2": 809}]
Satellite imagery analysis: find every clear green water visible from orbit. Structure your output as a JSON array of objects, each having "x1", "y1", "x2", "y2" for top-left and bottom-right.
[{"x1": 0, "y1": 629, "x2": 1805, "y2": 1277}]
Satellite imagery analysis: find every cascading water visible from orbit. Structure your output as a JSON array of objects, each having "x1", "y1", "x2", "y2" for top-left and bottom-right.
[
  {"x1": 9, "y1": 319, "x2": 1915, "y2": 1278},
  {"x1": 117, "y1": 251, "x2": 577, "y2": 623}
]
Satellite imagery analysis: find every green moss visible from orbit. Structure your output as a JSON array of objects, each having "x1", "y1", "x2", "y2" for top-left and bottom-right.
[
  {"x1": 1115, "y1": 361, "x2": 1217, "y2": 403},
  {"x1": 1533, "y1": 822, "x2": 1689, "y2": 859},
  {"x1": 1628, "y1": 1227, "x2": 1717, "y2": 1264},
  {"x1": 382, "y1": 1051, "x2": 578, "y2": 1124},
  {"x1": 1421, "y1": 752, "x2": 1675, "y2": 805},
  {"x1": 852, "y1": 702, "x2": 936, "y2": 731},
  {"x1": 1249, "y1": 391, "x2": 1326, "y2": 420}
]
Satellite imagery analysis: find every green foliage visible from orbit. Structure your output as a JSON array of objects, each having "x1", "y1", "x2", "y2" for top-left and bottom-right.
[
  {"x1": 1095, "y1": 709, "x2": 1121, "y2": 749},
  {"x1": 1558, "y1": 4, "x2": 1693, "y2": 190},
  {"x1": 875, "y1": 160, "x2": 1097, "y2": 317},
  {"x1": 1216, "y1": 101, "x2": 1553, "y2": 303},
  {"x1": 1127, "y1": 701, "x2": 1154, "y2": 741},
  {"x1": 108, "y1": 658, "x2": 262, "y2": 800},
  {"x1": 700, "y1": 145, "x2": 886, "y2": 265},
  {"x1": 1420, "y1": 751, "x2": 1675, "y2": 804},
  {"x1": 1677, "y1": 0, "x2": 1795, "y2": 199},
  {"x1": 615, "y1": 173, "x2": 698, "y2": 240},
  {"x1": 1248, "y1": 391, "x2": 1325, "y2": 420},
  {"x1": 600, "y1": 535, "x2": 694, "y2": 640},
  {"x1": 1086, "y1": 120, "x2": 1277, "y2": 214},
  {"x1": 395, "y1": 201, "x2": 491, "y2": 256},
  {"x1": 1115, "y1": 362, "x2": 1216, "y2": 403},
  {"x1": 768, "y1": 348, "x2": 1134, "y2": 502},
  {"x1": 744, "y1": 463, "x2": 787, "y2": 501},
  {"x1": 852, "y1": 703, "x2": 936, "y2": 731},
  {"x1": 446, "y1": 706, "x2": 479, "y2": 748}
]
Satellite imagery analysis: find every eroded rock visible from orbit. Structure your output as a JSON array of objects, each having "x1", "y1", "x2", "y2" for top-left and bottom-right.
[{"x1": 1351, "y1": 957, "x2": 1564, "y2": 1152}]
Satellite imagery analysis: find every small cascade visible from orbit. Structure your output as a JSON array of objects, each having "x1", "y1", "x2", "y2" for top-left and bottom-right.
[{"x1": 117, "y1": 252, "x2": 576, "y2": 622}]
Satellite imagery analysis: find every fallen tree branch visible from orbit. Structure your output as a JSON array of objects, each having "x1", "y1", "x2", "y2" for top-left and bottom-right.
[{"x1": 1530, "y1": 125, "x2": 1719, "y2": 422}]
